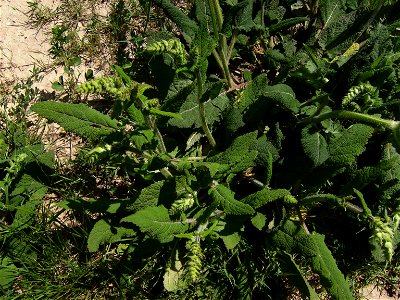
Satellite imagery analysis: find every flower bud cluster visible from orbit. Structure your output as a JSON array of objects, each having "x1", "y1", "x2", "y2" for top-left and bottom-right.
[
  {"x1": 77, "y1": 77, "x2": 128, "y2": 99},
  {"x1": 370, "y1": 216, "x2": 394, "y2": 261},
  {"x1": 342, "y1": 82, "x2": 377, "y2": 111},
  {"x1": 146, "y1": 39, "x2": 187, "y2": 65},
  {"x1": 185, "y1": 238, "x2": 203, "y2": 282},
  {"x1": 169, "y1": 193, "x2": 195, "y2": 215}
]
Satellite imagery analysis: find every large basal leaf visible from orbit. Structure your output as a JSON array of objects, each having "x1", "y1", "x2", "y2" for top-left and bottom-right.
[
  {"x1": 209, "y1": 185, "x2": 255, "y2": 215},
  {"x1": 340, "y1": 159, "x2": 397, "y2": 195},
  {"x1": 318, "y1": 9, "x2": 365, "y2": 54},
  {"x1": 237, "y1": 74, "x2": 300, "y2": 117},
  {"x1": 128, "y1": 180, "x2": 165, "y2": 211},
  {"x1": 152, "y1": 0, "x2": 198, "y2": 43},
  {"x1": 263, "y1": 84, "x2": 299, "y2": 113},
  {"x1": 271, "y1": 220, "x2": 354, "y2": 300},
  {"x1": 168, "y1": 94, "x2": 229, "y2": 129},
  {"x1": 10, "y1": 174, "x2": 48, "y2": 229},
  {"x1": 242, "y1": 188, "x2": 290, "y2": 209},
  {"x1": 192, "y1": 25, "x2": 216, "y2": 80},
  {"x1": 207, "y1": 131, "x2": 259, "y2": 173},
  {"x1": 280, "y1": 252, "x2": 319, "y2": 300},
  {"x1": 0, "y1": 257, "x2": 18, "y2": 290},
  {"x1": 121, "y1": 206, "x2": 189, "y2": 243},
  {"x1": 301, "y1": 127, "x2": 329, "y2": 167},
  {"x1": 327, "y1": 123, "x2": 374, "y2": 166},
  {"x1": 31, "y1": 101, "x2": 118, "y2": 141},
  {"x1": 127, "y1": 179, "x2": 187, "y2": 212},
  {"x1": 235, "y1": 0, "x2": 256, "y2": 31},
  {"x1": 236, "y1": 74, "x2": 269, "y2": 112},
  {"x1": 87, "y1": 219, "x2": 136, "y2": 252},
  {"x1": 382, "y1": 143, "x2": 400, "y2": 182},
  {"x1": 319, "y1": 0, "x2": 344, "y2": 29}
]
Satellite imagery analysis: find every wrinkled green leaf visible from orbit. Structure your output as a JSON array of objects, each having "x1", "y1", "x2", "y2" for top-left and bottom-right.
[
  {"x1": 168, "y1": 94, "x2": 229, "y2": 129},
  {"x1": 242, "y1": 188, "x2": 290, "y2": 209},
  {"x1": 122, "y1": 206, "x2": 189, "y2": 243},
  {"x1": 280, "y1": 252, "x2": 319, "y2": 300},
  {"x1": 87, "y1": 219, "x2": 136, "y2": 252},
  {"x1": 251, "y1": 212, "x2": 267, "y2": 230},
  {"x1": 152, "y1": 0, "x2": 198, "y2": 43},
  {"x1": 327, "y1": 124, "x2": 374, "y2": 166},
  {"x1": 0, "y1": 257, "x2": 18, "y2": 290},
  {"x1": 128, "y1": 181, "x2": 165, "y2": 211},
  {"x1": 31, "y1": 101, "x2": 118, "y2": 141},
  {"x1": 271, "y1": 220, "x2": 354, "y2": 300},
  {"x1": 208, "y1": 131, "x2": 259, "y2": 173},
  {"x1": 209, "y1": 185, "x2": 255, "y2": 215},
  {"x1": 221, "y1": 232, "x2": 241, "y2": 250},
  {"x1": 301, "y1": 127, "x2": 329, "y2": 167}
]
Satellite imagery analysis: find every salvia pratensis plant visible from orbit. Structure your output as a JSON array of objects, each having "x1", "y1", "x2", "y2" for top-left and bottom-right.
[{"x1": 28, "y1": 0, "x2": 400, "y2": 298}]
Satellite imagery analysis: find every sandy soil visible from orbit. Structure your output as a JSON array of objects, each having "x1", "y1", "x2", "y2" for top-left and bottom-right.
[{"x1": 0, "y1": 0, "x2": 59, "y2": 88}]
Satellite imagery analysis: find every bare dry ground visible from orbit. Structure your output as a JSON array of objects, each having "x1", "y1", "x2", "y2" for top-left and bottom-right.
[{"x1": 0, "y1": 0, "x2": 59, "y2": 88}]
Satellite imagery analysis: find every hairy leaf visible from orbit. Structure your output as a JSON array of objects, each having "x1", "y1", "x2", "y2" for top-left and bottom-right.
[
  {"x1": 168, "y1": 94, "x2": 229, "y2": 128},
  {"x1": 87, "y1": 219, "x2": 136, "y2": 252},
  {"x1": 127, "y1": 180, "x2": 186, "y2": 211},
  {"x1": 237, "y1": 75, "x2": 299, "y2": 120},
  {"x1": 382, "y1": 143, "x2": 400, "y2": 182},
  {"x1": 0, "y1": 257, "x2": 18, "y2": 290},
  {"x1": 327, "y1": 124, "x2": 374, "y2": 166},
  {"x1": 251, "y1": 212, "x2": 267, "y2": 230},
  {"x1": 31, "y1": 101, "x2": 118, "y2": 141},
  {"x1": 318, "y1": 9, "x2": 365, "y2": 54},
  {"x1": 319, "y1": 0, "x2": 344, "y2": 29},
  {"x1": 263, "y1": 84, "x2": 299, "y2": 113},
  {"x1": 192, "y1": 25, "x2": 216, "y2": 81},
  {"x1": 57, "y1": 198, "x2": 123, "y2": 214},
  {"x1": 301, "y1": 127, "x2": 329, "y2": 167},
  {"x1": 242, "y1": 188, "x2": 290, "y2": 209},
  {"x1": 280, "y1": 252, "x2": 319, "y2": 300},
  {"x1": 122, "y1": 206, "x2": 189, "y2": 243},
  {"x1": 271, "y1": 220, "x2": 354, "y2": 300},
  {"x1": 221, "y1": 232, "x2": 241, "y2": 250},
  {"x1": 10, "y1": 175, "x2": 47, "y2": 229},
  {"x1": 209, "y1": 185, "x2": 255, "y2": 215},
  {"x1": 208, "y1": 131, "x2": 259, "y2": 173},
  {"x1": 340, "y1": 159, "x2": 397, "y2": 195},
  {"x1": 235, "y1": 74, "x2": 269, "y2": 112},
  {"x1": 152, "y1": 0, "x2": 198, "y2": 43},
  {"x1": 236, "y1": 0, "x2": 256, "y2": 31}
]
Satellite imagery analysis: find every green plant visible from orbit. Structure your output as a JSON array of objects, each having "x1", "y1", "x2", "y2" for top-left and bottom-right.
[
  {"x1": 17, "y1": 0, "x2": 400, "y2": 298},
  {"x1": 0, "y1": 73, "x2": 56, "y2": 295}
]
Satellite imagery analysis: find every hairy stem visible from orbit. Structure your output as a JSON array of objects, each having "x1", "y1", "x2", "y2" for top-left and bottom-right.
[
  {"x1": 207, "y1": 0, "x2": 233, "y2": 88},
  {"x1": 301, "y1": 110, "x2": 398, "y2": 129},
  {"x1": 212, "y1": 50, "x2": 224, "y2": 73},
  {"x1": 196, "y1": 70, "x2": 217, "y2": 148},
  {"x1": 207, "y1": 0, "x2": 220, "y2": 37},
  {"x1": 211, "y1": 0, "x2": 223, "y2": 31},
  {"x1": 145, "y1": 115, "x2": 167, "y2": 153},
  {"x1": 227, "y1": 31, "x2": 237, "y2": 61}
]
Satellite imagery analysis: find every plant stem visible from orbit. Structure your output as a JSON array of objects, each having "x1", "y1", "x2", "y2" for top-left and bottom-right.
[
  {"x1": 146, "y1": 115, "x2": 167, "y2": 153},
  {"x1": 211, "y1": 0, "x2": 223, "y2": 31},
  {"x1": 301, "y1": 110, "x2": 398, "y2": 129},
  {"x1": 227, "y1": 31, "x2": 237, "y2": 61},
  {"x1": 212, "y1": 50, "x2": 224, "y2": 73},
  {"x1": 196, "y1": 70, "x2": 217, "y2": 148},
  {"x1": 208, "y1": 0, "x2": 220, "y2": 37},
  {"x1": 208, "y1": 0, "x2": 233, "y2": 88},
  {"x1": 218, "y1": 42, "x2": 233, "y2": 88}
]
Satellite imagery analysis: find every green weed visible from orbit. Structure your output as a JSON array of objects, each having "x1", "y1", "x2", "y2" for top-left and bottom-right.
[{"x1": 2, "y1": 0, "x2": 400, "y2": 298}]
